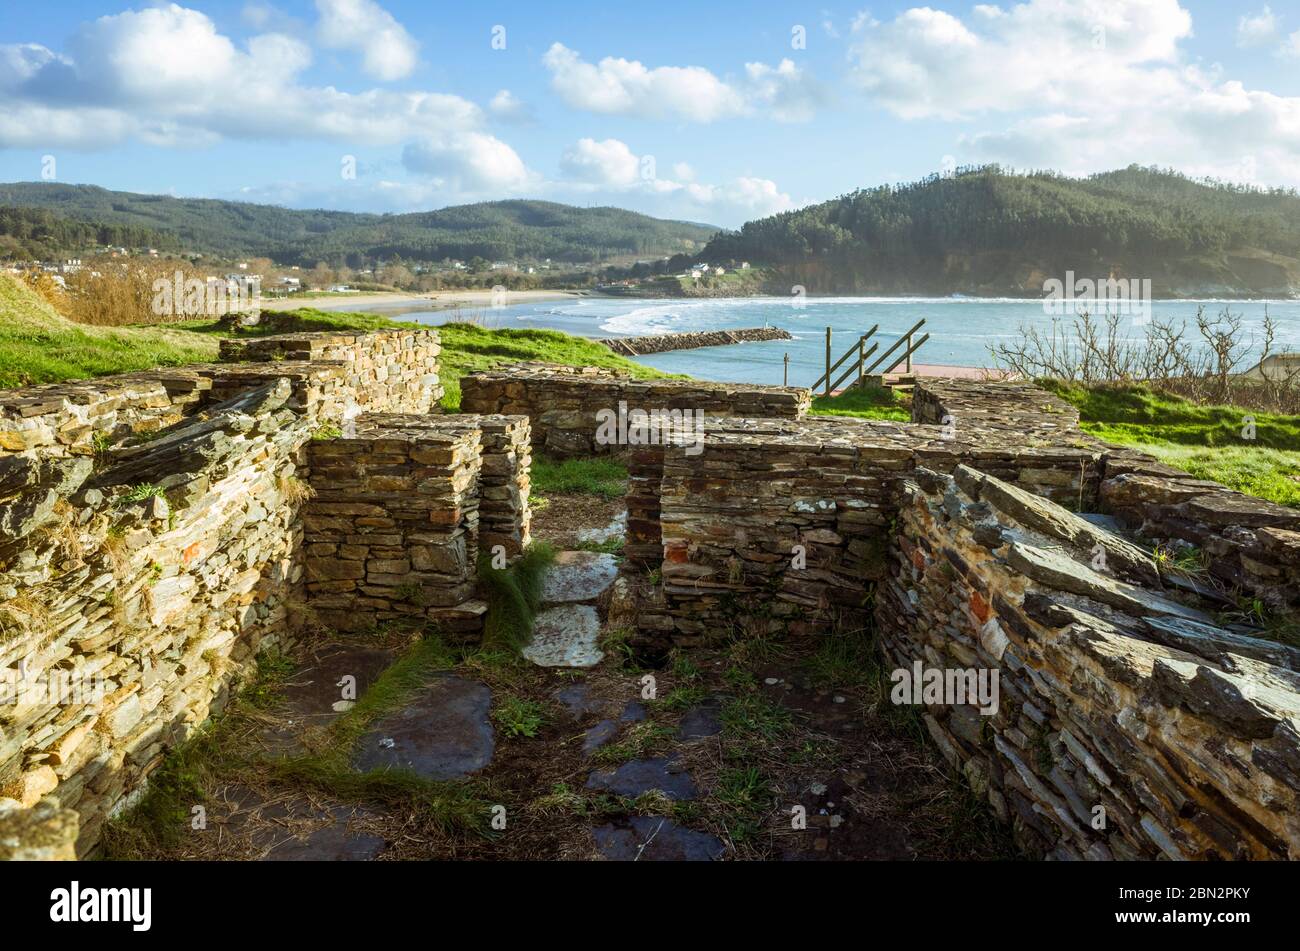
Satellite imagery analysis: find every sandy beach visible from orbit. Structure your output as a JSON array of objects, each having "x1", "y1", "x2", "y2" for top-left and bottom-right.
[{"x1": 259, "y1": 288, "x2": 590, "y2": 313}]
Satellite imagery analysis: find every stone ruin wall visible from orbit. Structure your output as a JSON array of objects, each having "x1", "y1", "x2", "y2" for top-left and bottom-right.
[
  {"x1": 459, "y1": 362, "x2": 810, "y2": 458},
  {"x1": 629, "y1": 378, "x2": 1300, "y2": 857},
  {"x1": 0, "y1": 328, "x2": 524, "y2": 858},
  {"x1": 303, "y1": 413, "x2": 532, "y2": 639},
  {"x1": 878, "y1": 464, "x2": 1300, "y2": 860}
]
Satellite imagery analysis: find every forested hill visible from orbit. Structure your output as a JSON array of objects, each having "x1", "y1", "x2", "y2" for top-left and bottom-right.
[
  {"x1": 702, "y1": 166, "x2": 1300, "y2": 297},
  {"x1": 0, "y1": 183, "x2": 718, "y2": 266}
]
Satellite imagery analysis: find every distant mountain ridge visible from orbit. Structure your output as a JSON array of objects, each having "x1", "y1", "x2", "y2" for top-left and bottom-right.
[
  {"x1": 0, "y1": 183, "x2": 719, "y2": 266},
  {"x1": 701, "y1": 166, "x2": 1300, "y2": 298}
]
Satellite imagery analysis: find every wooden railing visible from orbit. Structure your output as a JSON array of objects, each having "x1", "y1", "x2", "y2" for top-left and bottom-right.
[{"x1": 811, "y1": 320, "x2": 928, "y2": 396}]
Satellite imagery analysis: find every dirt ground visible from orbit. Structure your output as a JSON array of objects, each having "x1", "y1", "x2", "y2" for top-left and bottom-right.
[{"x1": 103, "y1": 491, "x2": 1014, "y2": 862}]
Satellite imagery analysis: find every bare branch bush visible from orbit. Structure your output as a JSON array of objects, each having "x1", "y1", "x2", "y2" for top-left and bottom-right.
[{"x1": 990, "y1": 306, "x2": 1300, "y2": 413}]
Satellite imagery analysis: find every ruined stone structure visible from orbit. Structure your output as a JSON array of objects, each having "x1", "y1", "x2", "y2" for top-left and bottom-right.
[
  {"x1": 0, "y1": 330, "x2": 527, "y2": 857},
  {"x1": 625, "y1": 377, "x2": 1300, "y2": 859},
  {"x1": 3, "y1": 341, "x2": 1297, "y2": 862},
  {"x1": 459, "y1": 362, "x2": 810, "y2": 457}
]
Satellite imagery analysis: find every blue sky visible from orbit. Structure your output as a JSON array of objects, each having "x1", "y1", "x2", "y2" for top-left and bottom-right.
[{"x1": 2, "y1": 0, "x2": 1300, "y2": 227}]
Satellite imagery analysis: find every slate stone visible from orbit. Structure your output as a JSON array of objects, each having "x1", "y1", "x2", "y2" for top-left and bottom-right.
[
  {"x1": 523, "y1": 604, "x2": 604, "y2": 668},
  {"x1": 1007, "y1": 541, "x2": 1210, "y2": 623},
  {"x1": 262, "y1": 818, "x2": 387, "y2": 862},
  {"x1": 677, "y1": 702, "x2": 723, "y2": 739},
  {"x1": 592, "y1": 816, "x2": 725, "y2": 861},
  {"x1": 619, "y1": 700, "x2": 647, "y2": 722},
  {"x1": 352, "y1": 675, "x2": 494, "y2": 780},
  {"x1": 541, "y1": 551, "x2": 619, "y2": 604},
  {"x1": 582, "y1": 719, "x2": 620, "y2": 756},
  {"x1": 585, "y1": 755, "x2": 697, "y2": 800},
  {"x1": 554, "y1": 684, "x2": 607, "y2": 719},
  {"x1": 262, "y1": 645, "x2": 394, "y2": 753}
]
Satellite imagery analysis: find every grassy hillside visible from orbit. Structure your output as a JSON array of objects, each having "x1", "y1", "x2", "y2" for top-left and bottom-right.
[
  {"x1": 1044, "y1": 381, "x2": 1300, "y2": 507},
  {"x1": 702, "y1": 165, "x2": 1300, "y2": 297},
  {"x1": 0, "y1": 184, "x2": 718, "y2": 266},
  {"x1": 0, "y1": 275, "x2": 219, "y2": 389}
]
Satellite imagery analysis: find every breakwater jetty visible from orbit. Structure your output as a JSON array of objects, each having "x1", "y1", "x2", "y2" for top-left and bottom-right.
[{"x1": 598, "y1": 327, "x2": 792, "y2": 356}]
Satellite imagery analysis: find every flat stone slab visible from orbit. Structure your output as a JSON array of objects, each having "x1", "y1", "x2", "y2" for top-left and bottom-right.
[
  {"x1": 592, "y1": 816, "x2": 725, "y2": 861},
  {"x1": 577, "y1": 512, "x2": 627, "y2": 544},
  {"x1": 582, "y1": 719, "x2": 620, "y2": 756},
  {"x1": 261, "y1": 645, "x2": 395, "y2": 755},
  {"x1": 678, "y1": 702, "x2": 723, "y2": 739},
  {"x1": 352, "y1": 675, "x2": 494, "y2": 780},
  {"x1": 263, "y1": 817, "x2": 387, "y2": 862},
  {"x1": 554, "y1": 684, "x2": 610, "y2": 719},
  {"x1": 523, "y1": 604, "x2": 604, "y2": 668},
  {"x1": 541, "y1": 551, "x2": 619, "y2": 604},
  {"x1": 586, "y1": 755, "x2": 697, "y2": 800}
]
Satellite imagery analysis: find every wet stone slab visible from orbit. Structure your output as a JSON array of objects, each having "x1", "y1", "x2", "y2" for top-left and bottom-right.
[
  {"x1": 352, "y1": 675, "x2": 494, "y2": 780},
  {"x1": 585, "y1": 755, "x2": 698, "y2": 800},
  {"x1": 677, "y1": 702, "x2": 723, "y2": 739},
  {"x1": 541, "y1": 551, "x2": 619, "y2": 604},
  {"x1": 261, "y1": 645, "x2": 395, "y2": 755},
  {"x1": 523, "y1": 604, "x2": 604, "y2": 668},
  {"x1": 216, "y1": 785, "x2": 387, "y2": 861},
  {"x1": 592, "y1": 816, "x2": 725, "y2": 861}
]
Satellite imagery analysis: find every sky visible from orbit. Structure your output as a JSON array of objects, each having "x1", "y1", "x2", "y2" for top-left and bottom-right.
[{"x1": 2, "y1": 0, "x2": 1300, "y2": 228}]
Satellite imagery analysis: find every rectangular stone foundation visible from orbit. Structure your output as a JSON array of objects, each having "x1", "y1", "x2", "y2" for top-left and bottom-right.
[{"x1": 305, "y1": 418, "x2": 484, "y2": 636}]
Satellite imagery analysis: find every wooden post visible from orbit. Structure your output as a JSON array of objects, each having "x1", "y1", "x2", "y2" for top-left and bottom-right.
[
  {"x1": 783, "y1": 352, "x2": 789, "y2": 387},
  {"x1": 824, "y1": 327, "x2": 832, "y2": 397},
  {"x1": 857, "y1": 338, "x2": 864, "y2": 389},
  {"x1": 905, "y1": 333, "x2": 913, "y2": 373}
]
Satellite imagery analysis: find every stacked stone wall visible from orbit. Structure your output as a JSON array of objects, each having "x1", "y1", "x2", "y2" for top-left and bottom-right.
[
  {"x1": 0, "y1": 328, "x2": 478, "y2": 857},
  {"x1": 460, "y1": 362, "x2": 810, "y2": 457},
  {"x1": 876, "y1": 464, "x2": 1300, "y2": 860}
]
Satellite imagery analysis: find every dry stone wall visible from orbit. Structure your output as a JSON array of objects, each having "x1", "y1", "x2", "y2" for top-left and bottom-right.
[
  {"x1": 0, "y1": 326, "x2": 525, "y2": 859},
  {"x1": 460, "y1": 362, "x2": 811, "y2": 457},
  {"x1": 876, "y1": 464, "x2": 1300, "y2": 860},
  {"x1": 304, "y1": 415, "x2": 486, "y2": 638},
  {"x1": 1, "y1": 379, "x2": 311, "y2": 856}
]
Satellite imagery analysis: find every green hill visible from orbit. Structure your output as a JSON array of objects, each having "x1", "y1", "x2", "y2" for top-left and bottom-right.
[
  {"x1": 701, "y1": 165, "x2": 1300, "y2": 298},
  {"x1": 0, "y1": 184, "x2": 719, "y2": 267},
  {"x1": 0, "y1": 275, "x2": 218, "y2": 389}
]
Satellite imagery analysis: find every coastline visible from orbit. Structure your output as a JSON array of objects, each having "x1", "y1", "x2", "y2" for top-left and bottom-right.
[{"x1": 259, "y1": 288, "x2": 592, "y2": 313}]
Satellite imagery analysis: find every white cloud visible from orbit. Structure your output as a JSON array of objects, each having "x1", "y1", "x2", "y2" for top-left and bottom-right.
[
  {"x1": 850, "y1": 0, "x2": 1192, "y2": 120},
  {"x1": 1237, "y1": 7, "x2": 1279, "y2": 48},
  {"x1": 1285, "y1": 30, "x2": 1300, "y2": 57},
  {"x1": 488, "y1": 89, "x2": 532, "y2": 123},
  {"x1": 0, "y1": 4, "x2": 486, "y2": 150},
  {"x1": 402, "y1": 132, "x2": 532, "y2": 192},
  {"x1": 560, "y1": 137, "x2": 643, "y2": 186},
  {"x1": 553, "y1": 136, "x2": 794, "y2": 225},
  {"x1": 542, "y1": 43, "x2": 822, "y2": 123},
  {"x1": 852, "y1": 0, "x2": 1300, "y2": 188},
  {"x1": 315, "y1": 0, "x2": 418, "y2": 81}
]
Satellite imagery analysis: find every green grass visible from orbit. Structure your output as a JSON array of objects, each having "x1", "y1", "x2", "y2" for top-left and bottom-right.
[
  {"x1": 477, "y1": 542, "x2": 557, "y2": 651},
  {"x1": 0, "y1": 275, "x2": 219, "y2": 389},
  {"x1": 491, "y1": 695, "x2": 547, "y2": 738},
  {"x1": 1042, "y1": 381, "x2": 1300, "y2": 507},
  {"x1": 530, "y1": 455, "x2": 629, "y2": 498},
  {"x1": 432, "y1": 321, "x2": 675, "y2": 410},
  {"x1": 809, "y1": 384, "x2": 910, "y2": 421},
  {"x1": 179, "y1": 307, "x2": 411, "y2": 337}
]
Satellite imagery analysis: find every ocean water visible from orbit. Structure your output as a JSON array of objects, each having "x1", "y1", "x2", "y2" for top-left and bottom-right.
[{"x1": 373, "y1": 295, "x2": 1300, "y2": 389}]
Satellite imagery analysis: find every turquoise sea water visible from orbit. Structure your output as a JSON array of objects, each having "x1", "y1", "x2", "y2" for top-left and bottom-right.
[{"x1": 361, "y1": 295, "x2": 1300, "y2": 389}]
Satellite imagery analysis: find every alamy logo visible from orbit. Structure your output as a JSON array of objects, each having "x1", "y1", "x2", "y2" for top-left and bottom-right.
[
  {"x1": 50, "y1": 882, "x2": 152, "y2": 932},
  {"x1": 594, "y1": 402, "x2": 705, "y2": 456},
  {"x1": 890, "y1": 661, "x2": 999, "y2": 715},
  {"x1": 1043, "y1": 272, "x2": 1152, "y2": 325}
]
